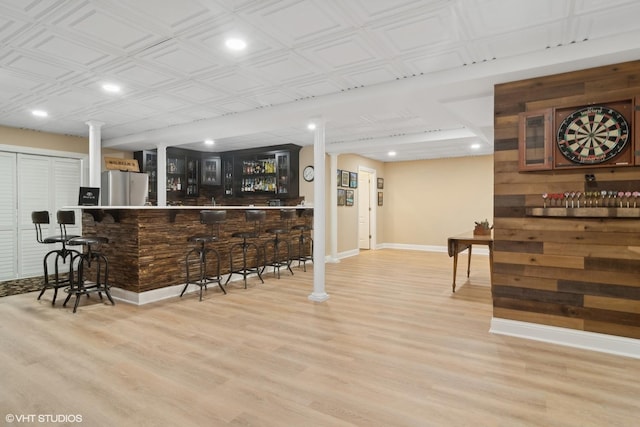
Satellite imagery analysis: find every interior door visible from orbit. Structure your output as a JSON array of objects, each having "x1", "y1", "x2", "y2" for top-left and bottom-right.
[
  {"x1": 17, "y1": 154, "x2": 81, "y2": 278},
  {"x1": 358, "y1": 170, "x2": 371, "y2": 250}
]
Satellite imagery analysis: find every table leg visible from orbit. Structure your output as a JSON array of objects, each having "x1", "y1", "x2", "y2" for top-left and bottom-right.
[
  {"x1": 467, "y1": 245, "x2": 472, "y2": 278},
  {"x1": 452, "y1": 245, "x2": 458, "y2": 292}
]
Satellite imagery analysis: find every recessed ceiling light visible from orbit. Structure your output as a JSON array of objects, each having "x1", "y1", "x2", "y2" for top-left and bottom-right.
[
  {"x1": 307, "y1": 123, "x2": 316, "y2": 131},
  {"x1": 102, "y1": 83, "x2": 121, "y2": 93},
  {"x1": 225, "y1": 38, "x2": 247, "y2": 51},
  {"x1": 471, "y1": 143, "x2": 481, "y2": 149},
  {"x1": 31, "y1": 110, "x2": 48, "y2": 117},
  {"x1": 388, "y1": 151, "x2": 397, "y2": 157},
  {"x1": 204, "y1": 139, "x2": 214, "y2": 145}
]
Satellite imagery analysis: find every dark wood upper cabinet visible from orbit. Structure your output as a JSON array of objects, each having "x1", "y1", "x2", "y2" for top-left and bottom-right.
[
  {"x1": 201, "y1": 156, "x2": 221, "y2": 186},
  {"x1": 133, "y1": 150, "x2": 157, "y2": 202},
  {"x1": 232, "y1": 144, "x2": 300, "y2": 198},
  {"x1": 135, "y1": 143, "x2": 301, "y2": 201},
  {"x1": 518, "y1": 109, "x2": 553, "y2": 171}
]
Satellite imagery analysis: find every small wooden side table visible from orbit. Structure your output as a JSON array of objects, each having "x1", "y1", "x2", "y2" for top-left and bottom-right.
[{"x1": 447, "y1": 231, "x2": 493, "y2": 292}]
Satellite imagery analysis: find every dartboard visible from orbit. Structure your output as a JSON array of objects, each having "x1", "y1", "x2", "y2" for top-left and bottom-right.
[{"x1": 556, "y1": 106, "x2": 630, "y2": 164}]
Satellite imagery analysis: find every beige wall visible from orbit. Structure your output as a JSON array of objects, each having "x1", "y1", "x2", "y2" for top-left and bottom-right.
[
  {"x1": 298, "y1": 147, "x2": 388, "y2": 253},
  {"x1": 335, "y1": 154, "x2": 385, "y2": 253},
  {"x1": 385, "y1": 155, "x2": 493, "y2": 247},
  {"x1": 0, "y1": 125, "x2": 87, "y2": 153},
  {"x1": 300, "y1": 145, "x2": 493, "y2": 253},
  {"x1": 0, "y1": 125, "x2": 132, "y2": 169}
]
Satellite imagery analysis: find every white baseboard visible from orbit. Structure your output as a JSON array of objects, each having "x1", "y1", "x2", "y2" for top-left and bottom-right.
[
  {"x1": 330, "y1": 244, "x2": 490, "y2": 259},
  {"x1": 336, "y1": 248, "x2": 360, "y2": 260},
  {"x1": 378, "y1": 243, "x2": 490, "y2": 256},
  {"x1": 490, "y1": 317, "x2": 640, "y2": 359},
  {"x1": 110, "y1": 269, "x2": 277, "y2": 305},
  {"x1": 110, "y1": 284, "x2": 187, "y2": 305}
]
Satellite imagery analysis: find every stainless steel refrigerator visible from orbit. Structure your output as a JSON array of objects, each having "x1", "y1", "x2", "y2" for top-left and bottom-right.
[{"x1": 101, "y1": 170, "x2": 149, "y2": 206}]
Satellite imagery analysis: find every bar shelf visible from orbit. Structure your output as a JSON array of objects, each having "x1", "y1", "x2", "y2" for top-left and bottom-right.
[{"x1": 526, "y1": 207, "x2": 640, "y2": 218}]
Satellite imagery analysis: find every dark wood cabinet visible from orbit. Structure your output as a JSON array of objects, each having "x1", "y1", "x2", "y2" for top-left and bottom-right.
[
  {"x1": 231, "y1": 144, "x2": 299, "y2": 198},
  {"x1": 201, "y1": 156, "x2": 221, "y2": 186},
  {"x1": 518, "y1": 109, "x2": 552, "y2": 171},
  {"x1": 222, "y1": 156, "x2": 234, "y2": 196},
  {"x1": 167, "y1": 147, "x2": 200, "y2": 199},
  {"x1": 136, "y1": 143, "x2": 300, "y2": 202},
  {"x1": 185, "y1": 156, "x2": 199, "y2": 197},
  {"x1": 133, "y1": 150, "x2": 157, "y2": 203}
]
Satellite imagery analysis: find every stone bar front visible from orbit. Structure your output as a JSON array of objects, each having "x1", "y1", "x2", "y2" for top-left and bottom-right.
[{"x1": 72, "y1": 206, "x2": 313, "y2": 294}]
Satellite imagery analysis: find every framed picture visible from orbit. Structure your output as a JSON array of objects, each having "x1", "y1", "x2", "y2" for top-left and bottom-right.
[
  {"x1": 349, "y1": 172, "x2": 357, "y2": 188},
  {"x1": 337, "y1": 169, "x2": 341, "y2": 183},
  {"x1": 346, "y1": 189, "x2": 354, "y2": 206},
  {"x1": 341, "y1": 170, "x2": 350, "y2": 187},
  {"x1": 337, "y1": 188, "x2": 346, "y2": 206},
  {"x1": 377, "y1": 177, "x2": 384, "y2": 189},
  {"x1": 378, "y1": 191, "x2": 383, "y2": 206}
]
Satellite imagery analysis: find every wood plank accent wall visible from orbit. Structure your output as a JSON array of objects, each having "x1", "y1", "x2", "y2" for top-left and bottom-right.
[{"x1": 493, "y1": 60, "x2": 640, "y2": 339}]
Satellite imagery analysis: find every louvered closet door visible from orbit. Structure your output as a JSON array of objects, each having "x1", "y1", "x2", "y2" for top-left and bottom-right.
[
  {"x1": 52, "y1": 157, "x2": 82, "y2": 238},
  {"x1": 0, "y1": 152, "x2": 17, "y2": 281},
  {"x1": 17, "y1": 154, "x2": 82, "y2": 278}
]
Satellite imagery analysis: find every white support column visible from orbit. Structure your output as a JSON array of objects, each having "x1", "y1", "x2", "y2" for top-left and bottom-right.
[
  {"x1": 157, "y1": 145, "x2": 167, "y2": 207},
  {"x1": 85, "y1": 120, "x2": 104, "y2": 187},
  {"x1": 309, "y1": 119, "x2": 329, "y2": 303},
  {"x1": 328, "y1": 153, "x2": 340, "y2": 263}
]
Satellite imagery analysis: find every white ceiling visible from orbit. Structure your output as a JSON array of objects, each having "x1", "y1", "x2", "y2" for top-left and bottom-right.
[{"x1": 2, "y1": 0, "x2": 640, "y2": 162}]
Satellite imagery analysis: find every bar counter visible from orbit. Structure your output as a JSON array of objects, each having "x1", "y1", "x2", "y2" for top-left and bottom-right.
[{"x1": 65, "y1": 206, "x2": 313, "y2": 297}]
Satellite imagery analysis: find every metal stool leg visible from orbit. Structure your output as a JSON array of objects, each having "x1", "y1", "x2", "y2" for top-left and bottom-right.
[
  {"x1": 294, "y1": 232, "x2": 313, "y2": 272},
  {"x1": 264, "y1": 233, "x2": 293, "y2": 278},
  {"x1": 226, "y1": 238, "x2": 263, "y2": 288},
  {"x1": 64, "y1": 245, "x2": 113, "y2": 313},
  {"x1": 183, "y1": 243, "x2": 226, "y2": 301}
]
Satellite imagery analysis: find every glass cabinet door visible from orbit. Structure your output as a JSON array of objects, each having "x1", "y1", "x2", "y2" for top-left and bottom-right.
[
  {"x1": 223, "y1": 157, "x2": 234, "y2": 196},
  {"x1": 276, "y1": 151, "x2": 290, "y2": 194},
  {"x1": 144, "y1": 151, "x2": 157, "y2": 202},
  {"x1": 166, "y1": 156, "x2": 185, "y2": 197},
  {"x1": 201, "y1": 157, "x2": 221, "y2": 186},
  {"x1": 134, "y1": 150, "x2": 158, "y2": 204},
  {"x1": 185, "y1": 157, "x2": 199, "y2": 197},
  {"x1": 240, "y1": 158, "x2": 277, "y2": 193},
  {"x1": 518, "y1": 109, "x2": 553, "y2": 171}
]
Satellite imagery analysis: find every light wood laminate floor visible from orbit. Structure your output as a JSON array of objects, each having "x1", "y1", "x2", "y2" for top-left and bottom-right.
[{"x1": 1, "y1": 250, "x2": 639, "y2": 426}]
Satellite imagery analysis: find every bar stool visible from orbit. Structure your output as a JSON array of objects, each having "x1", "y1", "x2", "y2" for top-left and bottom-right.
[
  {"x1": 291, "y1": 209, "x2": 313, "y2": 271},
  {"x1": 181, "y1": 210, "x2": 227, "y2": 301},
  {"x1": 225, "y1": 209, "x2": 266, "y2": 288},
  {"x1": 263, "y1": 209, "x2": 296, "y2": 278},
  {"x1": 63, "y1": 236, "x2": 114, "y2": 313},
  {"x1": 32, "y1": 210, "x2": 80, "y2": 305}
]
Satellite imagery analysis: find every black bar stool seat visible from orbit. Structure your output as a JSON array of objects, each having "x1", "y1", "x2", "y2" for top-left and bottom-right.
[
  {"x1": 291, "y1": 209, "x2": 314, "y2": 271},
  {"x1": 182, "y1": 210, "x2": 227, "y2": 301},
  {"x1": 32, "y1": 210, "x2": 81, "y2": 305},
  {"x1": 63, "y1": 235, "x2": 114, "y2": 313},
  {"x1": 263, "y1": 209, "x2": 295, "y2": 278},
  {"x1": 225, "y1": 210, "x2": 266, "y2": 288}
]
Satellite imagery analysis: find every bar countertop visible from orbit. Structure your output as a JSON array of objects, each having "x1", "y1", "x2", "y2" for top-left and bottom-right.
[{"x1": 65, "y1": 204, "x2": 313, "y2": 210}]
